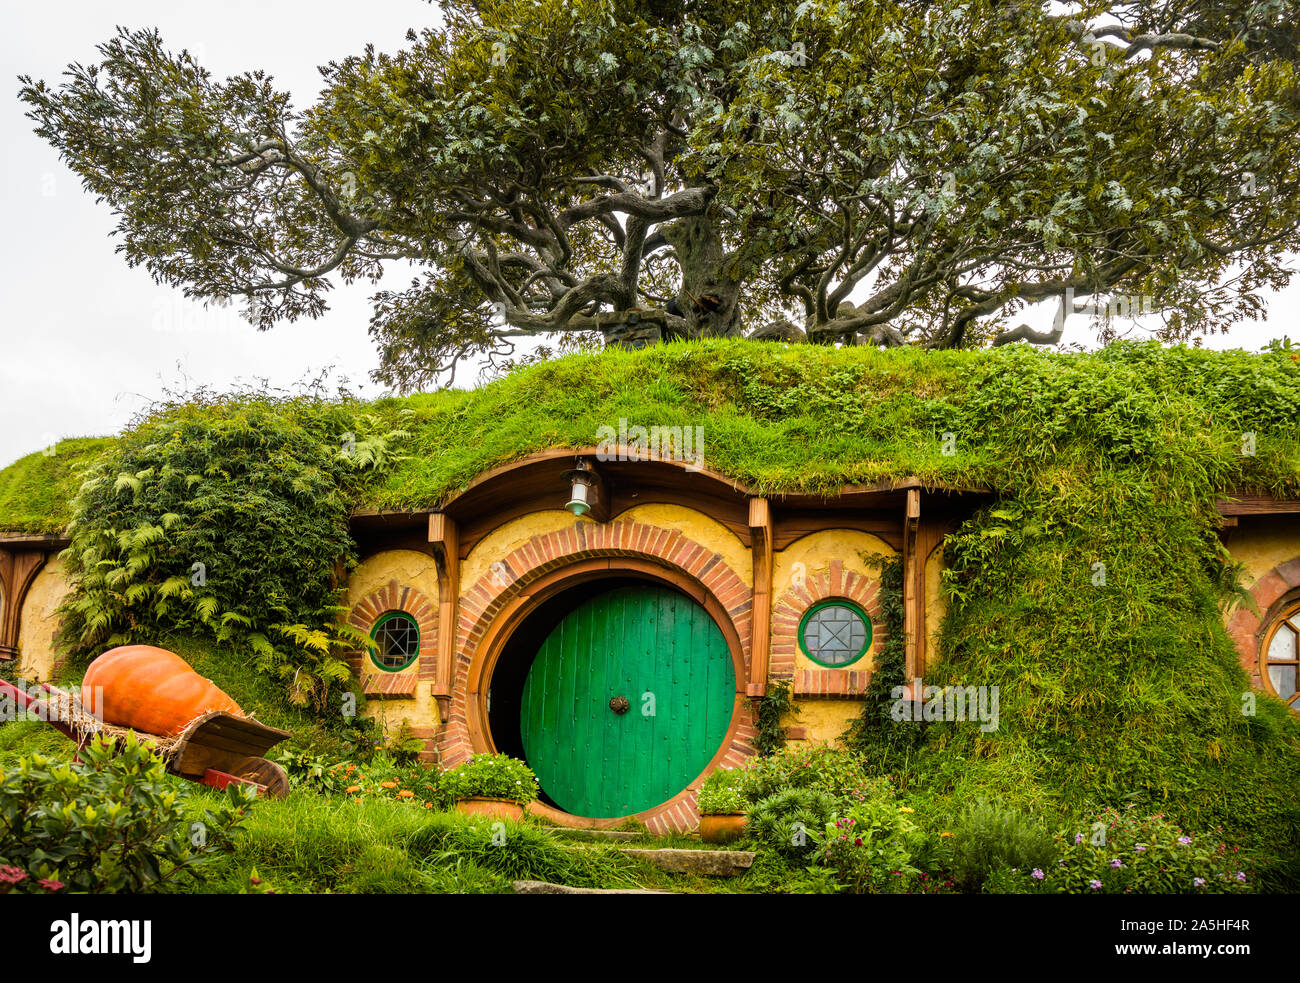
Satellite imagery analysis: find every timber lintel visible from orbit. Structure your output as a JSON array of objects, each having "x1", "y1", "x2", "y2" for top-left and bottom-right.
[{"x1": 747, "y1": 498, "x2": 773, "y2": 697}]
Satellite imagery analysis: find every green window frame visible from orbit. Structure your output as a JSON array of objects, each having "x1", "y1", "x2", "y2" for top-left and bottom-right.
[
  {"x1": 798, "y1": 599, "x2": 872, "y2": 668},
  {"x1": 369, "y1": 611, "x2": 421, "y2": 672}
]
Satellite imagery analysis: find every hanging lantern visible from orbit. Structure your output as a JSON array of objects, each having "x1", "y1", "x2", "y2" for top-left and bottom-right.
[{"x1": 563, "y1": 460, "x2": 596, "y2": 517}]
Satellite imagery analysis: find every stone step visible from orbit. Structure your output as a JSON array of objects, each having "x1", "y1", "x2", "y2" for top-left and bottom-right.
[
  {"x1": 539, "y1": 826, "x2": 647, "y2": 842},
  {"x1": 618, "y1": 847, "x2": 755, "y2": 878},
  {"x1": 512, "y1": 879, "x2": 676, "y2": 895}
]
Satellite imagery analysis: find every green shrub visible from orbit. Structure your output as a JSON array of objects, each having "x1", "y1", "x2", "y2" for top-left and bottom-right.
[
  {"x1": 0, "y1": 734, "x2": 251, "y2": 893},
  {"x1": 697, "y1": 766, "x2": 748, "y2": 815},
  {"x1": 53, "y1": 393, "x2": 411, "y2": 711},
  {"x1": 439, "y1": 753, "x2": 539, "y2": 805},
  {"x1": 739, "y1": 745, "x2": 888, "y2": 807},
  {"x1": 747, "y1": 788, "x2": 841, "y2": 861},
  {"x1": 814, "y1": 797, "x2": 926, "y2": 893},
  {"x1": 385, "y1": 719, "x2": 427, "y2": 766},
  {"x1": 945, "y1": 798, "x2": 1059, "y2": 893}
]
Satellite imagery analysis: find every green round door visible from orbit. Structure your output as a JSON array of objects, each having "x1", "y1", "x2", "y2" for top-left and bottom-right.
[{"x1": 519, "y1": 584, "x2": 736, "y2": 818}]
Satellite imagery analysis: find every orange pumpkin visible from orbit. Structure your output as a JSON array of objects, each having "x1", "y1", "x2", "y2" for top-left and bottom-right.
[{"x1": 81, "y1": 645, "x2": 243, "y2": 737}]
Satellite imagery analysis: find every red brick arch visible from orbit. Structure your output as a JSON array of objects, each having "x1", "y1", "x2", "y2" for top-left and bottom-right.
[
  {"x1": 346, "y1": 580, "x2": 438, "y2": 698},
  {"x1": 1226, "y1": 555, "x2": 1300, "y2": 688},
  {"x1": 771, "y1": 558, "x2": 884, "y2": 697},
  {"x1": 441, "y1": 516, "x2": 757, "y2": 833}
]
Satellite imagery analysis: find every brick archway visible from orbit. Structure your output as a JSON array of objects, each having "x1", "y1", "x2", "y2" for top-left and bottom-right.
[
  {"x1": 1226, "y1": 555, "x2": 1300, "y2": 687},
  {"x1": 346, "y1": 580, "x2": 438, "y2": 698},
  {"x1": 442, "y1": 517, "x2": 758, "y2": 833},
  {"x1": 771, "y1": 558, "x2": 884, "y2": 698}
]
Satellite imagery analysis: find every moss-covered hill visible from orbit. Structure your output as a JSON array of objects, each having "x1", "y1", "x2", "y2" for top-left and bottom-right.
[
  {"x1": 3, "y1": 339, "x2": 1300, "y2": 887},
  {"x1": 0, "y1": 437, "x2": 115, "y2": 534}
]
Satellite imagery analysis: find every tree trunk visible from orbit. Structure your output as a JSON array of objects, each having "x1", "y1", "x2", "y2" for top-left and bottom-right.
[{"x1": 660, "y1": 211, "x2": 742, "y2": 339}]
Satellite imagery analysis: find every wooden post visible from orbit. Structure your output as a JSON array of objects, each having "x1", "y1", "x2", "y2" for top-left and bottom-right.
[
  {"x1": 747, "y1": 498, "x2": 773, "y2": 697},
  {"x1": 902, "y1": 488, "x2": 922, "y2": 680},
  {"x1": 428, "y1": 513, "x2": 460, "y2": 721}
]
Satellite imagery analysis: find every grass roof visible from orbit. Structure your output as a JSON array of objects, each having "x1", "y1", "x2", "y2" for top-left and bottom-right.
[{"x1": 0, "y1": 437, "x2": 115, "y2": 535}]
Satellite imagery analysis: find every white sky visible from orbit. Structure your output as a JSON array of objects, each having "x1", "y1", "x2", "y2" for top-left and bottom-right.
[{"x1": 1, "y1": 0, "x2": 1297, "y2": 468}]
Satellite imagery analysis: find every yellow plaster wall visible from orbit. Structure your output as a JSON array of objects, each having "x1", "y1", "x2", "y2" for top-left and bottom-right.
[
  {"x1": 462, "y1": 510, "x2": 576, "y2": 590},
  {"x1": 346, "y1": 549, "x2": 441, "y2": 734},
  {"x1": 1226, "y1": 516, "x2": 1300, "y2": 586},
  {"x1": 17, "y1": 556, "x2": 70, "y2": 682},
  {"x1": 773, "y1": 530, "x2": 895, "y2": 674},
  {"x1": 620, "y1": 503, "x2": 752, "y2": 588},
  {"x1": 784, "y1": 699, "x2": 861, "y2": 746}
]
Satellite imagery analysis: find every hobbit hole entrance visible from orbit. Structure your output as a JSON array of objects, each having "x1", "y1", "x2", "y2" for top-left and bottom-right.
[{"x1": 486, "y1": 577, "x2": 736, "y2": 818}]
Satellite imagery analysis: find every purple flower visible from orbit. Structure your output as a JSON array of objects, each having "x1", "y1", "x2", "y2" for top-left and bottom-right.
[
  {"x1": 1032, "y1": 869, "x2": 1045, "y2": 880},
  {"x1": 1236, "y1": 872, "x2": 1247, "y2": 883},
  {"x1": 1194, "y1": 878, "x2": 1206, "y2": 887},
  {"x1": 1177, "y1": 836, "x2": 1192, "y2": 845},
  {"x1": 1074, "y1": 833, "x2": 1084, "y2": 844},
  {"x1": 1135, "y1": 845, "x2": 1146, "y2": 853},
  {"x1": 1089, "y1": 879, "x2": 1102, "y2": 890},
  {"x1": 1110, "y1": 859, "x2": 1123, "y2": 869}
]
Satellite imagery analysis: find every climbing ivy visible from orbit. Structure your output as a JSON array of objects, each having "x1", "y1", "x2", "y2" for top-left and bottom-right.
[
  {"x1": 754, "y1": 678, "x2": 797, "y2": 757},
  {"x1": 843, "y1": 555, "x2": 918, "y2": 759}
]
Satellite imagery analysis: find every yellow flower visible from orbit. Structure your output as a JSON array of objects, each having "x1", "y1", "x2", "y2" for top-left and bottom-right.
[
  {"x1": 380, "y1": 781, "x2": 397, "y2": 789},
  {"x1": 899, "y1": 806, "x2": 915, "y2": 813},
  {"x1": 397, "y1": 790, "x2": 415, "y2": 799},
  {"x1": 940, "y1": 831, "x2": 953, "y2": 837},
  {"x1": 353, "y1": 798, "x2": 363, "y2": 804}
]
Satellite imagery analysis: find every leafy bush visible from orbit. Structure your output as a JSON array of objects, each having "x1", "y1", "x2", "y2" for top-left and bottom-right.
[
  {"x1": 945, "y1": 797, "x2": 1058, "y2": 893},
  {"x1": 0, "y1": 734, "x2": 251, "y2": 893},
  {"x1": 385, "y1": 719, "x2": 427, "y2": 766},
  {"x1": 439, "y1": 753, "x2": 539, "y2": 805},
  {"x1": 814, "y1": 798, "x2": 926, "y2": 893},
  {"x1": 738, "y1": 745, "x2": 889, "y2": 807},
  {"x1": 697, "y1": 766, "x2": 748, "y2": 814},
  {"x1": 747, "y1": 788, "x2": 841, "y2": 861},
  {"x1": 54, "y1": 391, "x2": 410, "y2": 710}
]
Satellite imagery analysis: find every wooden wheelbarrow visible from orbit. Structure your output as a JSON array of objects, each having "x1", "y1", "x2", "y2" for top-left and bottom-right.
[{"x1": 0, "y1": 678, "x2": 291, "y2": 798}]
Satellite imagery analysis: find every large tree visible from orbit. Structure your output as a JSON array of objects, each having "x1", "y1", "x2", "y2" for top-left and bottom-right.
[{"x1": 20, "y1": 0, "x2": 1300, "y2": 388}]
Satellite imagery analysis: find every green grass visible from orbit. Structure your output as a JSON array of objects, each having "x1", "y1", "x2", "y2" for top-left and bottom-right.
[
  {"x1": 175, "y1": 791, "x2": 764, "y2": 894},
  {"x1": 0, "y1": 437, "x2": 114, "y2": 533}
]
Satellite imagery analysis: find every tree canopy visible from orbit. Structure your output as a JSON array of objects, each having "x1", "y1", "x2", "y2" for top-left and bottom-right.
[{"x1": 19, "y1": 0, "x2": 1300, "y2": 388}]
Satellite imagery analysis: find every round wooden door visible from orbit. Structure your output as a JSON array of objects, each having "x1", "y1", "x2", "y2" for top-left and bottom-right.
[{"x1": 519, "y1": 584, "x2": 736, "y2": 818}]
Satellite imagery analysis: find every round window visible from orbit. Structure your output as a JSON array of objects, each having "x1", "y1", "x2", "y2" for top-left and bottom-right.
[
  {"x1": 1262, "y1": 603, "x2": 1300, "y2": 712},
  {"x1": 798, "y1": 599, "x2": 872, "y2": 667},
  {"x1": 370, "y1": 611, "x2": 420, "y2": 672}
]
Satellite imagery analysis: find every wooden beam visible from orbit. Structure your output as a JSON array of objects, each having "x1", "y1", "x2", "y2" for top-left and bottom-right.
[
  {"x1": 428, "y1": 513, "x2": 461, "y2": 720},
  {"x1": 0, "y1": 547, "x2": 52, "y2": 663},
  {"x1": 1216, "y1": 494, "x2": 1300, "y2": 516},
  {"x1": 747, "y1": 498, "x2": 773, "y2": 697},
  {"x1": 903, "y1": 489, "x2": 921, "y2": 679}
]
